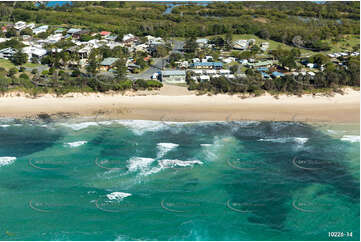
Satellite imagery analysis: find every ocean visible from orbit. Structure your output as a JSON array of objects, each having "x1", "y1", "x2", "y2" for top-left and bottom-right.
[{"x1": 0, "y1": 119, "x2": 359, "y2": 241}]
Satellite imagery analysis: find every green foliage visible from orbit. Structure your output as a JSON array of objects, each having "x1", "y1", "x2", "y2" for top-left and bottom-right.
[
  {"x1": 8, "y1": 67, "x2": 17, "y2": 77},
  {"x1": 10, "y1": 51, "x2": 28, "y2": 66},
  {"x1": 0, "y1": 39, "x2": 25, "y2": 50}
]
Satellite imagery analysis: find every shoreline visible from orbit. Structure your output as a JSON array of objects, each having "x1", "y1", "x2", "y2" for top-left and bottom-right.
[{"x1": 0, "y1": 88, "x2": 359, "y2": 124}]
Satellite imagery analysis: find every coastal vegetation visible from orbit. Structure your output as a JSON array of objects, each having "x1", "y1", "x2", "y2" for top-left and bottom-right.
[{"x1": 0, "y1": 1, "x2": 359, "y2": 97}]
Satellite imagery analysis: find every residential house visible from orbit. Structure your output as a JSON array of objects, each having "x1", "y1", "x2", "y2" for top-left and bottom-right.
[
  {"x1": 199, "y1": 75, "x2": 210, "y2": 82},
  {"x1": 233, "y1": 40, "x2": 248, "y2": 50},
  {"x1": 190, "y1": 62, "x2": 223, "y2": 69},
  {"x1": 73, "y1": 30, "x2": 90, "y2": 39},
  {"x1": 22, "y1": 46, "x2": 47, "y2": 61},
  {"x1": 78, "y1": 46, "x2": 92, "y2": 59},
  {"x1": 127, "y1": 63, "x2": 141, "y2": 73},
  {"x1": 196, "y1": 38, "x2": 208, "y2": 48},
  {"x1": 14, "y1": 21, "x2": 27, "y2": 31},
  {"x1": 260, "y1": 42, "x2": 269, "y2": 52},
  {"x1": 246, "y1": 60, "x2": 274, "y2": 68},
  {"x1": 105, "y1": 34, "x2": 118, "y2": 41},
  {"x1": 122, "y1": 33, "x2": 138, "y2": 44},
  {"x1": 100, "y1": 57, "x2": 119, "y2": 71},
  {"x1": 33, "y1": 25, "x2": 48, "y2": 35},
  {"x1": 54, "y1": 28, "x2": 66, "y2": 34},
  {"x1": 27, "y1": 23, "x2": 35, "y2": 29},
  {"x1": 271, "y1": 71, "x2": 285, "y2": 78},
  {"x1": 67, "y1": 28, "x2": 82, "y2": 35},
  {"x1": 0, "y1": 47, "x2": 17, "y2": 59},
  {"x1": 100, "y1": 31, "x2": 111, "y2": 38},
  {"x1": 218, "y1": 69, "x2": 231, "y2": 75},
  {"x1": 160, "y1": 70, "x2": 186, "y2": 84}
]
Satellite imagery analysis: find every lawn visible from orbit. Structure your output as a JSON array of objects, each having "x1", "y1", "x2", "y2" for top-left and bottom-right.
[{"x1": 0, "y1": 59, "x2": 15, "y2": 70}]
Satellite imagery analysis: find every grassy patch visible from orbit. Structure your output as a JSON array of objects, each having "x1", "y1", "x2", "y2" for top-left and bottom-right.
[
  {"x1": 23, "y1": 63, "x2": 44, "y2": 68},
  {"x1": 0, "y1": 59, "x2": 15, "y2": 70}
]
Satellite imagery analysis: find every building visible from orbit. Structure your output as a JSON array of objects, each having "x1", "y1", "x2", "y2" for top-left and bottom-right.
[
  {"x1": 14, "y1": 21, "x2": 27, "y2": 31},
  {"x1": 100, "y1": 31, "x2": 111, "y2": 37},
  {"x1": 32, "y1": 25, "x2": 48, "y2": 35},
  {"x1": 22, "y1": 46, "x2": 47, "y2": 61},
  {"x1": 233, "y1": 40, "x2": 249, "y2": 50},
  {"x1": 160, "y1": 70, "x2": 186, "y2": 84},
  {"x1": 0, "y1": 47, "x2": 17, "y2": 59},
  {"x1": 271, "y1": 71, "x2": 285, "y2": 78},
  {"x1": 190, "y1": 62, "x2": 223, "y2": 69},
  {"x1": 99, "y1": 57, "x2": 120, "y2": 71},
  {"x1": 246, "y1": 60, "x2": 274, "y2": 68},
  {"x1": 54, "y1": 28, "x2": 66, "y2": 34},
  {"x1": 73, "y1": 30, "x2": 90, "y2": 39},
  {"x1": 260, "y1": 42, "x2": 269, "y2": 52},
  {"x1": 196, "y1": 38, "x2": 208, "y2": 48}
]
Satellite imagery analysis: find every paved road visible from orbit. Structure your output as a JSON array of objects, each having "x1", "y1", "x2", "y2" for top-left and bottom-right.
[
  {"x1": 126, "y1": 41, "x2": 185, "y2": 80},
  {"x1": 127, "y1": 58, "x2": 163, "y2": 80}
]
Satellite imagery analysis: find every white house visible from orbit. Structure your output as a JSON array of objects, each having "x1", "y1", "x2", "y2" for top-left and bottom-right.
[
  {"x1": 27, "y1": 23, "x2": 35, "y2": 29},
  {"x1": 199, "y1": 75, "x2": 210, "y2": 82},
  {"x1": 22, "y1": 46, "x2": 47, "y2": 61},
  {"x1": 233, "y1": 39, "x2": 249, "y2": 50},
  {"x1": 260, "y1": 42, "x2": 269, "y2": 51},
  {"x1": 218, "y1": 69, "x2": 231, "y2": 75},
  {"x1": 161, "y1": 70, "x2": 186, "y2": 84},
  {"x1": 33, "y1": 25, "x2": 48, "y2": 35},
  {"x1": 0, "y1": 47, "x2": 17, "y2": 59},
  {"x1": 14, "y1": 21, "x2": 27, "y2": 30}
]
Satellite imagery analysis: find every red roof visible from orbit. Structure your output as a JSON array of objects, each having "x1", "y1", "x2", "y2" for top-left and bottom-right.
[{"x1": 100, "y1": 31, "x2": 111, "y2": 36}]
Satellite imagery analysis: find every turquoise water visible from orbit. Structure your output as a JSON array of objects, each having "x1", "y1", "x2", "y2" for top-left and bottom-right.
[{"x1": 0, "y1": 119, "x2": 359, "y2": 241}]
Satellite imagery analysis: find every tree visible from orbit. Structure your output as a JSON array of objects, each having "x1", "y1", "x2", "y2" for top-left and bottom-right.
[
  {"x1": 5, "y1": 27, "x2": 16, "y2": 38},
  {"x1": 225, "y1": 31, "x2": 233, "y2": 50},
  {"x1": 86, "y1": 52, "x2": 99, "y2": 76},
  {"x1": 230, "y1": 64, "x2": 239, "y2": 74},
  {"x1": 114, "y1": 58, "x2": 127, "y2": 80},
  {"x1": 8, "y1": 67, "x2": 17, "y2": 77},
  {"x1": 153, "y1": 45, "x2": 169, "y2": 57},
  {"x1": 309, "y1": 54, "x2": 329, "y2": 66},
  {"x1": 20, "y1": 27, "x2": 32, "y2": 36},
  {"x1": 71, "y1": 68, "x2": 81, "y2": 77},
  {"x1": 184, "y1": 37, "x2": 197, "y2": 53},
  {"x1": 10, "y1": 51, "x2": 27, "y2": 65},
  {"x1": 258, "y1": 29, "x2": 270, "y2": 40}
]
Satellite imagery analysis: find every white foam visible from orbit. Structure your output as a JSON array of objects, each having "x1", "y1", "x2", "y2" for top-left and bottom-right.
[
  {"x1": 59, "y1": 122, "x2": 98, "y2": 130},
  {"x1": 341, "y1": 135, "x2": 360, "y2": 143},
  {"x1": 127, "y1": 157, "x2": 155, "y2": 173},
  {"x1": 115, "y1": 120, "x2": 168, "y2": 135},
  {"x1": 159, "y1": 159, "x2": 203, "y2": 168},
  {"x1": 0, "y1": 157, "x2": 16, "y2": 167},
  {"x1": 65, "y1": 141, "x2": 87, "y2": 148},
  {"x1": 200, "y1": 144, "x2": 212, "y2": 147},
  {"x1": 0, "y1": 124, "x2": 10, "y2": 128},
  {"x1": 156, "y1": 143, "x2": 179, "y2": 158},
  {"x1": 106, "y1": 192, "x2": 132, "y2": 201},
  {"x1": 258, "y1": 137, "x2": 308, "y2": 144}
]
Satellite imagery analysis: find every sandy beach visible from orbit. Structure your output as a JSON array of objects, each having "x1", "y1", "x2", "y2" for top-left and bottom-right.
[{"x1": 0, "y1": 85, "x2": 359, "y2": 123}]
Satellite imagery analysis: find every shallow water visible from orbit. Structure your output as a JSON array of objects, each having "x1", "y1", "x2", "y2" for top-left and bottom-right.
[{"x1": 0, "y1": 119, "x2": 359, "y2": 241}]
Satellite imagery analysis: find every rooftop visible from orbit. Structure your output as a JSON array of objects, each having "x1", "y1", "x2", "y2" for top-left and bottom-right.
[{"x1": 100, "y1": 57, "x2": 119, "y2": 66}]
